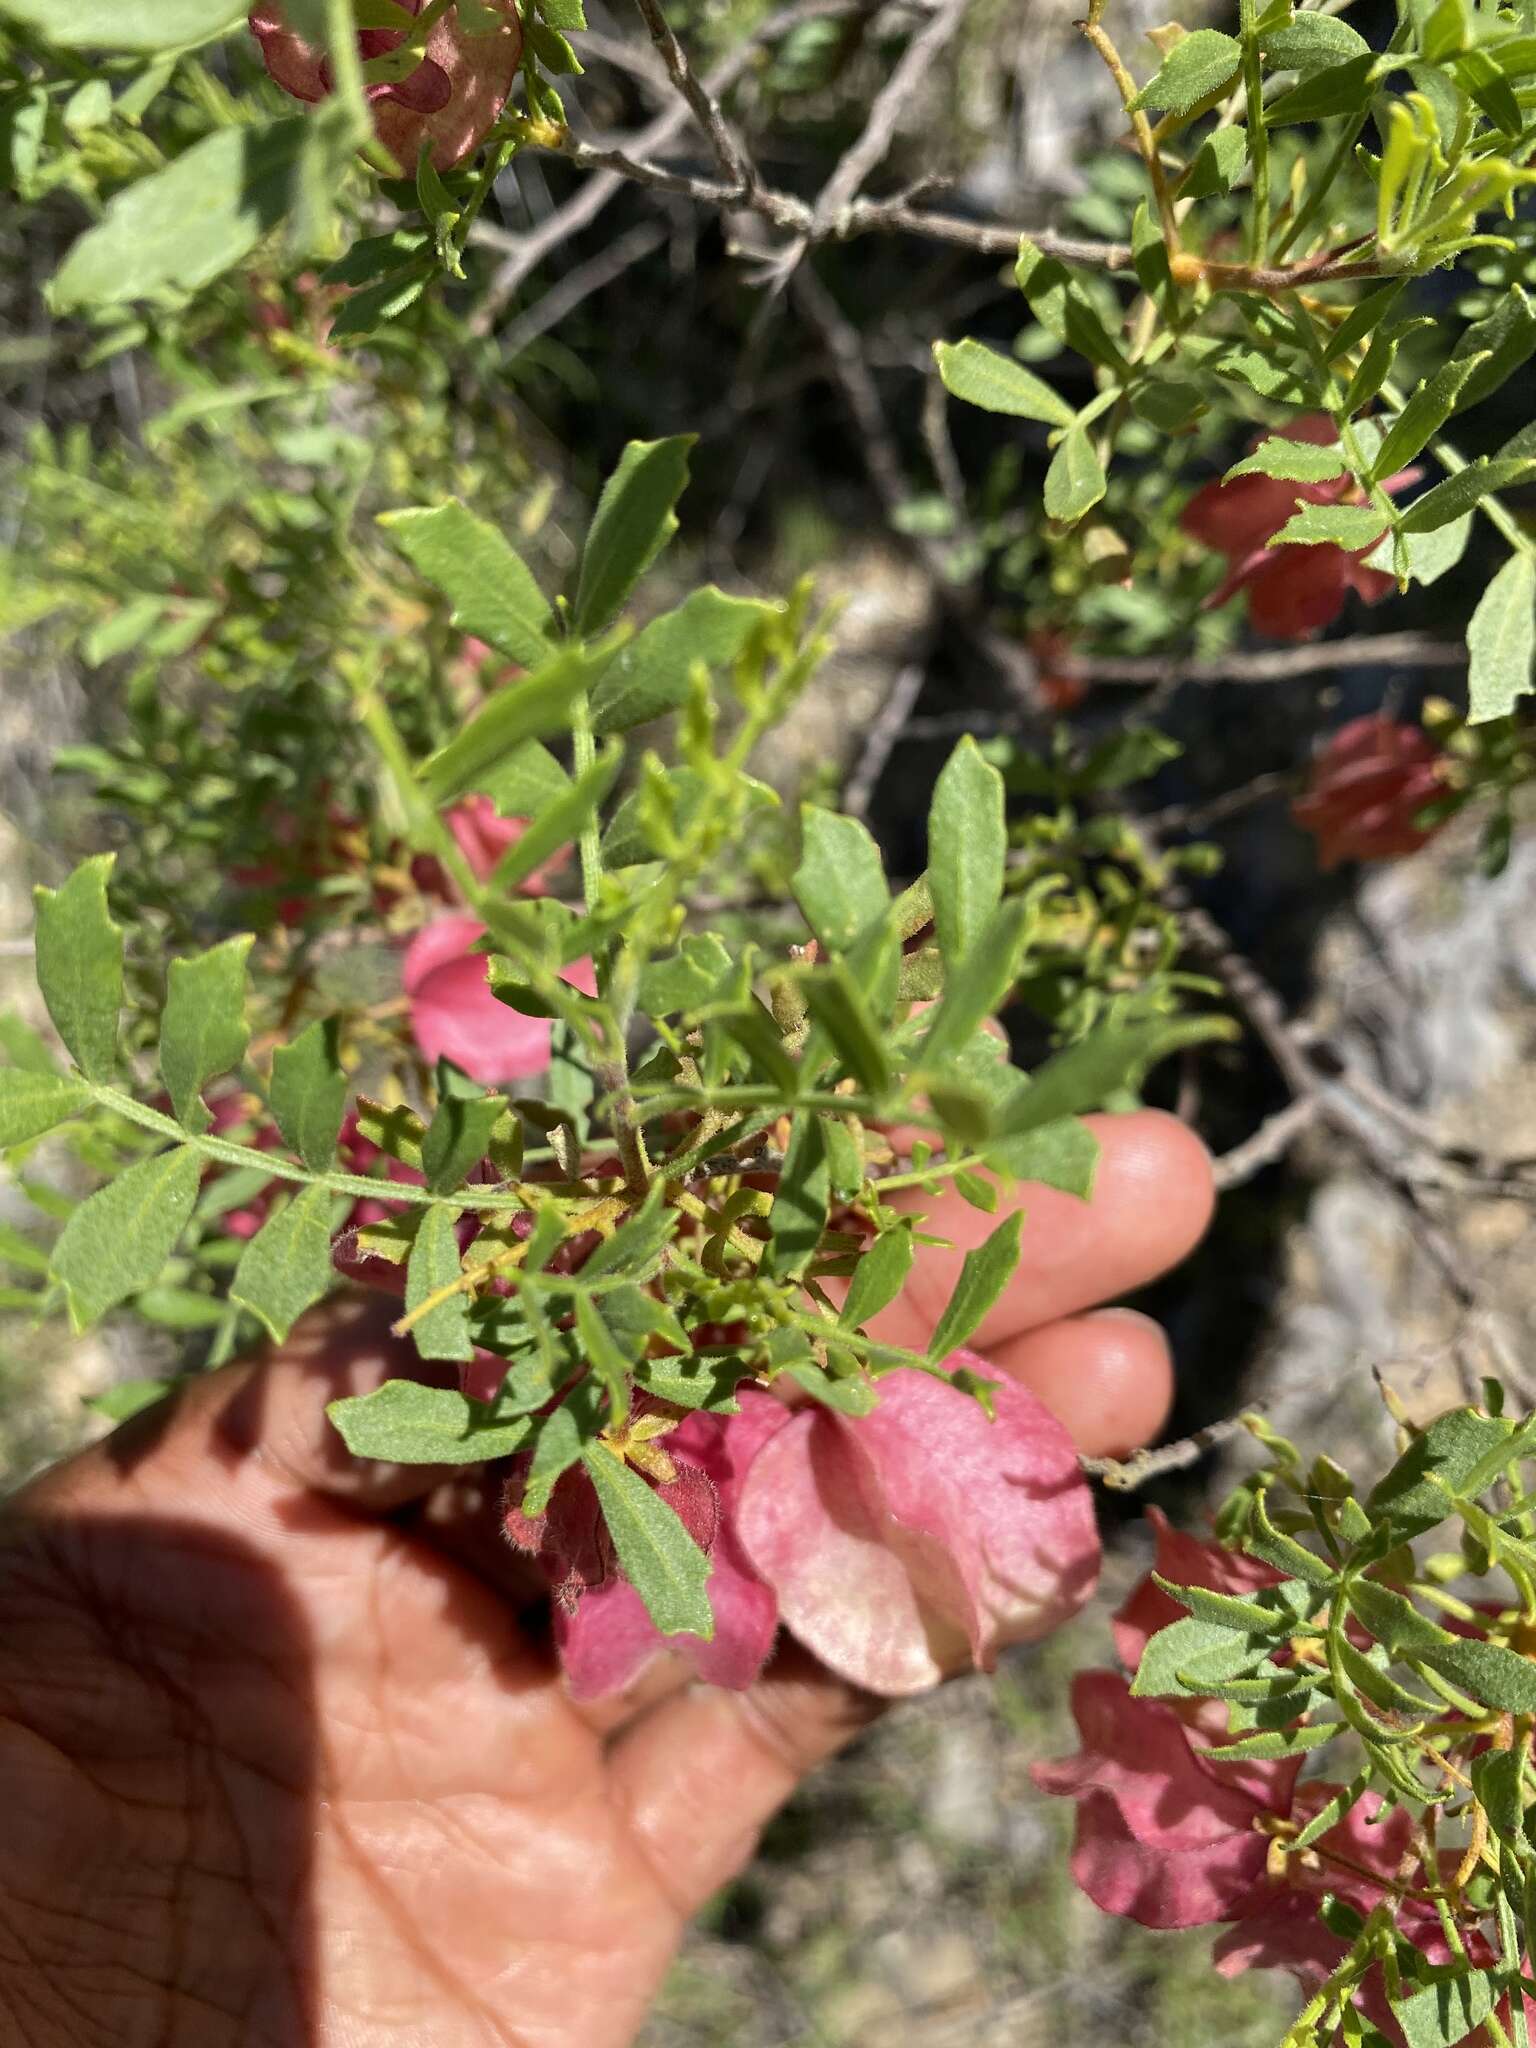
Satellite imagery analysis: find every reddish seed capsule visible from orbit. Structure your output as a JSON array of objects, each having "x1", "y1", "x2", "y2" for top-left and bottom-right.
[
  {"x1": 1291, "y1": 714, "x2": 1447, "y2": 868},
  {"x1": 249, "y1": 0, "x2": 523, "y2": 171}
]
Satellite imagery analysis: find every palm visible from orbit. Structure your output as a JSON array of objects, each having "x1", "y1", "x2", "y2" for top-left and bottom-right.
[
  {"x1": 0, "y1": 1469, "x2": 719, "y2": 2048},
  {"x1": 0, "y1": 1111, "x2": 1213, "y2": 2048}
]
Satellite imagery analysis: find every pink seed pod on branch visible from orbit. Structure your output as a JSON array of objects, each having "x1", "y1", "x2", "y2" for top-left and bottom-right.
[
  {"x1": 249, "y1": 0, "x2": 523, "y2": 172},
  {"x1": 1291, "y1": 714, "x2": 1449, "y2": 868}
]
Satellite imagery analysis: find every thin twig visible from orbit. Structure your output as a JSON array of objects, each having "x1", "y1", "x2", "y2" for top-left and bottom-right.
[
  {"x1": 629, "y1": 0, "x2": 755, "y2": 192},
  {"x1": 814, "y1": 0, "x2": 975, "y2": 231},
  {"x1": 495, "y1": 220, "x2": 668, "y2": 356},
  {"x1": 1212, "y1": 1097, "x2": 1321, "y2": 1189},
  {"x1": 845, "y1": 660, "x2": 929, "y2": 818},
  {"x1": 1082, "y1": 1412, "x2": 1256, "y2": 1489}
]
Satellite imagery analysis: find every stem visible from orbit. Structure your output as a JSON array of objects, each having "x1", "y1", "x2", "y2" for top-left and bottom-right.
[
  {"x1": 89, "y1": 1083, "x2": 545, "y2": 1214},
  {"x1": 1079, "y1": 11, "x2": 1180, "y2": 250},
  {"x1": 1239, "y1": 0, "x2": 1269, "y2": 260},
  {"x1": 570, "y1": 689, "x2": 603, "y2": 913}
]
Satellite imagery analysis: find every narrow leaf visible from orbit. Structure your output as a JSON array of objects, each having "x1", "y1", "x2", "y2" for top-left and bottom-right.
[
  {"x1": 328, "y1": 1379, "x2": 532, "y2": 1464},
  {"x1": 420, "y1": 1086, "x2": 506, "y2": 1194},
  {"x1": 1271, "y1": 502, "x2": 1390, "y2": 549},
  {"x1": 0, "y1": 0, "x2": 244, "y2": 50},
  {"x1": 1371, "y1": 352, "x2": 1493, "y2": 481},
  {"x1": 421, "y1": 642, "x2": 604, "y2": 805},
  {"x1": 52, "y1": 120, "x2": 309, "y2": 312},
  {"x1": 231, "y1": 1183, "x2": 335, "y2": 1341},
  {"x1": 763, "y1": 1113, "x2": 830, "y2": 1281},
  {"x1": 1043, "y1": 426, "x2": 1107, "y2": 524},
  {"x1": 1399, "y1": 459, "x2": 1536, "y2": 533},
  {"x1": 381, "y1": 500, "x2": 552, "y2": 668},
  {"x1": 574, "y1": 436, "x2": 694, "y2": 635},
  {"x1": 0, "y1": 1068, "x2": 92, "y2": 1147},
  {"x1": 996, "y1": 1015, "x2": 1233, "y2": 1140},
  {"x1": 580, "y1": 1443, "x2": 715, "y2": 1637},
  {"x1": 840, "y1": 1227, "x2": 914, "y2": 1329},
  {"x1": 793, "y1": 807, "x2": 889, "y2": 952},
  {"x1": 1129, "y1": 29, "x2": 1242, "y2": 113},
  {"x1": 589, "y1": 587, "x2": 772, "y2": 734},
  {"x1": 927, "y1": 737, "x2": 1005, "y2": 967},
  {"x1": 34, "y1": 855, "x2": 123, "y2": 1082},
  {"x1": 50, "y1": 1145, "x2": 201, "y2": 1329},
  {"x1": 1224, "y1": 439, "x2": 1349, "y2": 485},
  {"x1": 933, "y1": 339, "x2": 1075, "y2": 426},
  {"x1": 406, "y1": 1205, "x2": 473, "y2": 1362},
  {"x1": 927, "y1": 1210, "x2": 1023, "y2": 1360},
  {"x1": 159, "y1": 934, "x2": 253, "y2": 1132},
  {"x1": 1467, "y1": 553, "x2": 1535, "y2": 725},
  {"x1": 270, "y1": 1017, "x2": 348, "y2": 1170}
]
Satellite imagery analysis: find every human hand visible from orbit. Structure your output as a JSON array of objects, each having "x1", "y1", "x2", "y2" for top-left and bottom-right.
[{"x1": 0, "y1": 1110, "x2": 1211, "y2": 2048}]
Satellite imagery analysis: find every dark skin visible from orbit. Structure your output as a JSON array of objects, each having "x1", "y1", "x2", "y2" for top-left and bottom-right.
[{"x1": 0, "y1": 1111, "x2": 1213, "y2": 2048}]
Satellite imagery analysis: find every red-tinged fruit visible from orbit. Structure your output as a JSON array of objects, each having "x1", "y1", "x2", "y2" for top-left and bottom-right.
[
  {"x1": 402, "y1": 913, "x2": 597, "y2": 1084},
  {"x1": 249, "y1": 0, "x2": 522, "y2": 172},
  {"x1": 734, "y1": 1355, "x2": 1101, "y2": 1696},
  {"x1": 1292, "y1": 714, "x2": 1448, "y2": 868},
  {"x1": 1181, "y1": 415, "x2": 1416, "y2": 642}
]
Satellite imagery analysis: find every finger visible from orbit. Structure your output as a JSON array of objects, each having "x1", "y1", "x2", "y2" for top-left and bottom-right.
[
  {"x1": 856, "y1": 1108, "x2": 1213, "y2": 1353},
  {"x1": 986, "y1": 1306, "x2": 1174, "y2": 1457},
  {"x1": 606, "y1": 1643, "x2": 883, "y2": 1918}
]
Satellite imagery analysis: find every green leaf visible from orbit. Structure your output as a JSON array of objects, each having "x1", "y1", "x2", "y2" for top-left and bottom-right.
[
  {"x1": 1179, "y1": 126, "x2": 1249, "y2": 199},
  {"x1": 34, "y1": 855, "x2": 123, "y2": 1083},
  {"x1": 1399, "y1": 459, "x2": 1536, "y2": 533},
  {"x1": 520, "y1": 1379, "x2": 604, "y2": 1512},
  {"x1": 52, "y1": 120, "x2": 309, "y2": 313},
  {"x1": 1013, "y1": 240, "x2": 1128, "y2": 373},
  {"x1": 793, "y1": 807, "x2": 889, "y2": 952},
  {"x1": 381, "y1": 500, "x2": 552, "y2": 668},
  {"x1": 1265, "y1": 52, "x2": 1380, "y2": 122},
  {"x1": 1131, "y1": 1613, "x2": 1274, "y2": 1697},
  {"x1": 1202, "y1": 1721, "x2": 1339, "y2": 1761},
  {"x1": 479, "y1": 739, "x2": 571, "y2": 816},
  {"x1": 782, "y1": 1363, "x2": 878, "y2": 1415},
  {"x1": 574, "y1": 1292, "x2": 635, "y2": 1426},
  {"x1": 1157, "y1": 1575, "x2": 1315, "y2": 1636},
  {"x1": 1262, "y1": 14, "x2": 1371, "y2": 69},
  {"x1": 421, "y1": 642, "x2": 604, "y2": 805},
  {"x1": 0, "y1": 1012, "x2": 60, "y2": 1074},
  {"x1": 1271, "y1": 502, "x2": 1390, "y2": 549},
  {"x1": 984, "y1": 1115, "x2": 1100, "y2": 1197},
  {"x1": 996, "y1": 1015, "x2": 1233, "y2": 1140},
  {"x1": 1391, "y1": 1971, "x2": 1496, "y2": 2048},
  {"x1": 1467, "y1": 553, "x2": 1535, "y2": 725},
  {"x1": 86, "y1": 1377, "x2": 175, "y2": 1423},
  {"x1": 840, "y1": 1226, "x2": 915, "y2": 1330},
  {"x1": 763, "y1": 1113, "x2": 830, "y2": 1281},
  {"x1": 1451, "y1": 287, "x2": 1536, "y2": 411},
  {"x1": 580, "y1": 1188, "x2": 678, "y2": 1282},
  {"x1": 1129, "y1": 29, "x2": 1242, "y2": 113},
  {"x1": 920, "y1": 898, "x2": 1031, "y2": 1066},
  {"x1": 932, "y1": 339, "x2": 1075, "y2": 426},
  {"x1": 0, "y1": 0, "x2": 244, "y2": 48},
  {"x1": 1366, "y1": 1408, "x2": 1512, "y2": 1533},
  {"x1": 1371, "y1": 352, "x2": 1493, "y2": 481},
  {"x1": 1224, "y1": 439, "x2": 1349, "y2": 486},
  {"x1": 1365, "y1": 515, "x2": 1473, "y2": 586},
  {"x1": 800, "y1": 965, "x2": 893, "y2": 1092},
  {"x1": 328, "y1": 1379, "x2": 532, "y2": 1465},
  {"x1": 1347, "y1": 1577, "x2": 1455, "y2": 1656},
  {"x1": 159, "y1": 934, "x2": 252, "y2": 1133},
  {"x1": 574, "y1": 436, "x2": 695, "y2": 635},
  {"x1": 406, "y1": 1205, "x2": 473, "y2": 1362},
  {"x1": 637, "y1": 935, "x2": 734, "y2": 1016},
  {"x1": 50, "y1": 1145, "x2": 201, "y2": 1329},
  {"x1": 421, "y1": 1083, "x2": 507, "y2": 1194},
  {"x1": 1043, "y1": 425, "x2": 1107, "y2": 525},
  {"x1": 579, "y1": 1443, "x2": 715, "y2": 1638},
  {"x1": 489, "y1": 743, "x2": 622, "y2": 893},
  {"x1": 926, "y1": 1210, "x2": 1022, "y2": 1360},
  {"x1": 231, "y1": 1183, "x2": 335, "y2": 1342},
  {"x1": 270, "y1": 1017, "x2": 348, "y2": 1171},
  {"x1": 0, "y1": 1068, "x2": 92, "y2": 1148},
  {"x1": 590, "y1": 587, "x2": 772, "y2": 733},
  {"x1": 927, "y1": 737, "x2": 1005, "y2": 967},
  {"x1": 1420, "y1": 1636, "x2": 1536, "y2": 1713},
  {"x1": 635, "y1": 1353, "x2": 751, "y2": 1413}
]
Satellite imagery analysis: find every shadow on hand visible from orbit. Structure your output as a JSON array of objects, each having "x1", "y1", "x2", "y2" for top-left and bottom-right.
[{"x1": 0, "y1": 1510, "x2": 320, "y2": 2045}]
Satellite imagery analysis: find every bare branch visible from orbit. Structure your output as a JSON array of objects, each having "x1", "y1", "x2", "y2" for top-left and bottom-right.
[
  {"x1": 628, "y1": 0, "x2": 756, "y2": 193},
  {"x1": 1081, "y1": 1412, "x2": 1257, "y2": 1489},
  {"x1": 845, "y1": 660, "x2": 930, "y2": 819},
  {"x1": 813, "y1": 0, "x2": 975, "y2": 231},
  {"x1": 495, "y1": 220, "x2": 668, "y2": 357},
  {"x1": 1211, "y1": 1098, "x2": 1321, "y2": 1189}
]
